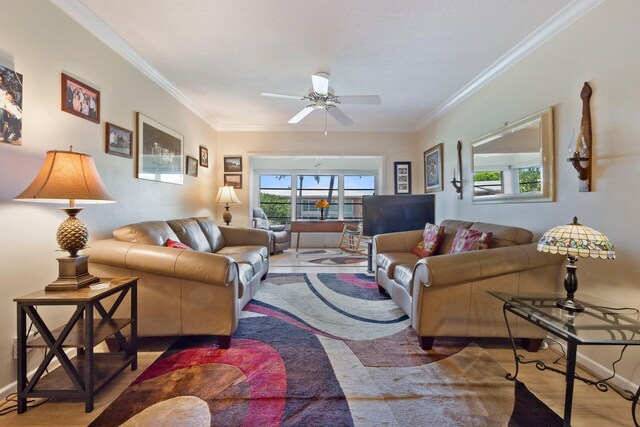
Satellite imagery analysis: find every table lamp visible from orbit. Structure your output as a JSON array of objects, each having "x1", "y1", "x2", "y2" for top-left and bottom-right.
[
  {"x1": 215, "y1": 186, "x2": 241, "y2": 225},
  {"x1": 14, "y1": 147, "x2": 115, "y2": 291},
  {"x1": 537, "y1": 217, "x2": 615, "y2": 312}
]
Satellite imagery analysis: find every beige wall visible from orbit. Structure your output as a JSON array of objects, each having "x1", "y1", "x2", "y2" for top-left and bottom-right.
[
  {"x1": 418, "y1": 1, "x2": 640, "y2": 386},
  {"x1": 0, "y1": 1, "x2": 218, "y2": 391},
  {"x1": 217, "y1": 131, "x2": 418, "y2": 227}
]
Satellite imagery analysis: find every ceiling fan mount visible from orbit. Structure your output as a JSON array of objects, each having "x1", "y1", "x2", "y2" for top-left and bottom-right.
[{"x1": 261, "y1": 72, "x2": 381, "y2": 127}]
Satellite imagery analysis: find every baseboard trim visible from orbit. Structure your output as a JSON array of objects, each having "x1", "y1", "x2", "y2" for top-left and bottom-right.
[{"x1": 0, "y1": 348, "x2": 75, "y2": 399}]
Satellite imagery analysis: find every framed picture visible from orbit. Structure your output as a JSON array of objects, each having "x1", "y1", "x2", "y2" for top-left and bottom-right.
[
  {"x1": 394, "y1": 161, "x2": 412, "y2": 194},
  {"x1": 0, "y1": 64, "x2": 23, "y2": 145},
  {"x1": 424, "y1": 143, "x2": 443, "y2": 193},
  {"x1": 199, "y1": 145, "x2": 209, "y2": 167},
  {"x1": 61, "y1": 73, "x2": 100, "y2": 123},
  {"x1": 105, "y1": 122, "x2": 133, "y2": 158},
  {"x1": 224, "y1": 173, "x2": 242, "y2": 189},
  {"x1": 186, "y1": 156, "x2": 198, "y2": 177},
  {"x1": 136, "y1": 112, "x2": 184, "y2": 185},
  {"x1": 224, "y1": 156, "x2": 242, "y2": 172}
]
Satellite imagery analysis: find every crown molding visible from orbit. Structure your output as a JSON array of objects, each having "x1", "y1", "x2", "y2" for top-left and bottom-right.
[
  {"x1": 416, "y1": 0, "x2": 605, "y2": 131},
  {"x1": 50, "y1": 0, "x2": 222, "y2": 130}
]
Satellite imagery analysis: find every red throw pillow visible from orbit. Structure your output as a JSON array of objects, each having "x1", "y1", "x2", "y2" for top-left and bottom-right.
[
  {"x1": 412, "y1": 223, "x2": 445, "y2": 258},
  {"x1": 447, "y1": 228, "x2": 493, "y2": 254},
  {"x1": 164, "y1": 238, "x2": 193, "y2": 251}
]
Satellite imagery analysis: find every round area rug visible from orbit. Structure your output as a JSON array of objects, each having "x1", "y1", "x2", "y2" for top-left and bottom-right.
[{"x1": 296, "y1": 249, "x2": 367, "y2": 265}]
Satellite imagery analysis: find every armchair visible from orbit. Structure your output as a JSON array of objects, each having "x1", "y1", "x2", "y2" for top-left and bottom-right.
[{"x1": 252, "y1": 208, "x2": 291, "y2": 254}]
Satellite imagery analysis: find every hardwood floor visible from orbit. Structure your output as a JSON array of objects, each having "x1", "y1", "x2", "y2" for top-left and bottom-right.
[{"x1": 1, "y1": 250, "x2": 635, "y2": 426}]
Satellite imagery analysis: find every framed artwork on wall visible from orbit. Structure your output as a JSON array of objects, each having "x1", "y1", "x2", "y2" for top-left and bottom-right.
[
  {"x1": 105, "y1": 122, "x2": 133, "y2": 158},
  {"x1": 136, "y1": 112, "x2": 184, "y2": 185},
  {"x1": 199, "y1": 145, "x2": 209, "y2": 167},
  {"x1": 61, "y1": 73, "x2": 100, "y2": 123},
  {"x1": 224, "y1": 156, "x2": 242, "y2": 172},
  {"x1": 424, "y1": 143, "x2": 443, "y2": 193},
  {"x1": 0, "y1": 64, "x2": 23, "y2": 145},
  {"x1": 224, "y1": 173, "x2": 242, "y2": 189},
  {"x1": 394, "y1": 161, "x2": 412, "y2": 194},
  {"x1": 186, "y1": 156, "x2": 198, "y2": 177}
]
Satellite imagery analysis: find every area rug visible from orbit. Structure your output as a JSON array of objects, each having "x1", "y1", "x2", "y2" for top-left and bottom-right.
[
  {"x1": 295, "y1": 248, "x2": 367, "y2": 265},
  {"x1": 90, "y1": 273, "x2": 561, "y2": 426}
]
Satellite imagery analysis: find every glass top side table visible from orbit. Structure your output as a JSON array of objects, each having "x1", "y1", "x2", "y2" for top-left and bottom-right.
[{"x1": 488, "y1": 291, "x2": 640, "y2": 427}]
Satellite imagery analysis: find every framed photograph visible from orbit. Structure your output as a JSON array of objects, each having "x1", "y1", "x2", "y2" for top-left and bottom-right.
[
  {"x1": 61, "y1": 73, "x2": 100, "y2": 123},
  {"x1": 136, "y1": 112, "x2": 184, "y2": 185},
  {"x1": 394, "y1": 161, "x2": 412, "y2": 194},
  {"x1": 105, "y1": 122, "x2": 133, "y2": 158},
  {"x1": 186, "y1": 156, "x2": 198, "y2": 177},
  {"x1": 224, "y1": 156, "x2": 242, "y2": 172},
  {"x1": 424, "y1": 143, "x2": 444, "y2": 193},
  {"x1": 0, "y1": 65, "x2": 23, "y2": 145},
  {"x1": 199, "y1": 145, "x2": 209, "y2": 167},
  {"x1": 224, "y1": 173, "x2": 242, "y2": 189}
]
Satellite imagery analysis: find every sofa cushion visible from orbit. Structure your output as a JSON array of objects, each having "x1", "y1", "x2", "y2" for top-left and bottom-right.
[
  {"x1": 193, "y1": 217, "x2": 226, "y2": 252},
  {"x1": 448, "y1": 228, "x2": 493, "y2": 254},
  {"x1": 113, "y1": 221, "x2": 180, "y2": 246},
  {"x1": 393, "y1": 264, "x2": 414, "y2": 293},
  {"x1": 412, "y1": 223, "x2": 445, "y2": 258},
  {"x1": 167, "y1": 218, "x2": 213, "y2": 252},
  {"x1": 437, "y1": 220, "x2": 475, "y2": 255},
  {"x1": 236, "y1": 263, "x2": 255, "y2": 298},
  {"x1": 470, "y1": 222, "x2": 533, "y2": 247},
  {"x1": 376, "y1": 252, "x2": 421, "y2": 279},
  {"x1": 217, "y1": 245, "x2": 268, "y2": 276},
  {"x1": 164, "y1": 238, "x2": 193, "y2": 250}
]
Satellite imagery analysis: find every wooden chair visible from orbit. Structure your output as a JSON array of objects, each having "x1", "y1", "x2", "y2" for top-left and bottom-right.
[{"x1": 338, "y1": 223, "x2": 364, "y2": 253}]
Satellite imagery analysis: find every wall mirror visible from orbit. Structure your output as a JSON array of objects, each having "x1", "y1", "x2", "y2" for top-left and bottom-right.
[{"x1": 471, "y1": 107, "x2": 554, "y2": 204}]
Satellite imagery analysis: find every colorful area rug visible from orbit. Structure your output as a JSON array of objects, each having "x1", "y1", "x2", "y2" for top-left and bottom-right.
[
  {"x1": 295, "y1": 248, "x2": 367, "y2": 265},
  {"x1": 91, "y1": 273, "x2": 561, "y2": 426}
]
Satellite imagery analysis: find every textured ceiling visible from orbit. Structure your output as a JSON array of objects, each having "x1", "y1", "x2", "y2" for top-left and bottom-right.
[{"x1": 68, "y1": 0, "x2": 579, "y2": 132}]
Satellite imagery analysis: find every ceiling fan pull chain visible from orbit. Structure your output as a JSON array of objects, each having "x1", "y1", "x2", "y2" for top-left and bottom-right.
[{"x1": 324, "y1": 109, "x2": 328, "y2": 137}]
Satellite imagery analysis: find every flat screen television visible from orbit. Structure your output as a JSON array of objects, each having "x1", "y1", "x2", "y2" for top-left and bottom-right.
[{"x1": 362, "y1": 194, "x2": 435, "y2": 236}]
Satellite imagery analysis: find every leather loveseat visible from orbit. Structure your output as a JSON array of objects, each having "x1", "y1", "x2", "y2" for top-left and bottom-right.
[
  {"x1": 85, "y1": 217, "x2": 270, "y2": 348},
  {"x1": 374, "y1": 219, "x2": 564, "y2": 350}
]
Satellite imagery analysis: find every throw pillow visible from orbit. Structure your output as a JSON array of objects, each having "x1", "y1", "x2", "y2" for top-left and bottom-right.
[
  {"x1": 412, "y1": 223, "x2": 445, "y2": 258},
  {"x1": 447, "y1": 228, "x2": 493, "y2": 254},
  {"x1": 164, "y1": 238, "x2": 193, "y2": 251}
]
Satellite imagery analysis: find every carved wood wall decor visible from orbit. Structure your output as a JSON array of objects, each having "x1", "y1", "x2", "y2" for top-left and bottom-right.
[
  {"x1": 451, "y1": 140, "x2": 462, "y2": 199},
  {"x1": 568, "y1": 82, "x2": 592, "y2": 192}
]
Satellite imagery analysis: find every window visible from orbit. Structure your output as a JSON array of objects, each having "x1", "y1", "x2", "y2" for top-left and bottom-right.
[
  {"x1": 473, "y1": 171, "x2": 503, "y2": 196},
  {"x1": 517, "y1": 166, "x2": 541, "y2": 193},
  {"x1": 259, "y1": 175, "x2": 291, "y2": 225},
  {"x1": 296, "y1": 175, "x2": 338, "y2": 220},
  {"x1": 257, "y1": 171, "x2": 377, "y2": 222},
  {"x1": 344, "y1": 175, "x2": 375, "y2": 220}
]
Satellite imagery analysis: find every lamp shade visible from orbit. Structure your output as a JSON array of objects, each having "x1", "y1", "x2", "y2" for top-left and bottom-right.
[
  {"x1": 537, "y1": 217, "x2": 615, "y2": 260},
  {"x1": 214, "y1": 186, "x2": 241, "y2": 205},
  {"x1": 14, "y1": 149, "x2": 115, "y2": 204}
]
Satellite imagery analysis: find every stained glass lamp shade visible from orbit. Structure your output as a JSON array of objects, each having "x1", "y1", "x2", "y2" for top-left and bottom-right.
[{"x1": 537, "y1": 217, "x2": 615, "y2": 312}]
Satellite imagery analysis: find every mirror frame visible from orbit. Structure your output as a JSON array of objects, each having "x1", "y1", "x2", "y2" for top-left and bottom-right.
[{"x1": 470, "y1": 107, "x2": 554, "y2": 204}]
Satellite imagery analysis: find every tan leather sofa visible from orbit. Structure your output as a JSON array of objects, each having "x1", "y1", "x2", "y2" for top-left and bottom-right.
[
  {"x1": 85, "y1": 217, "x2": 270, "y2": 348},
  {"x1": 374, "y1": 219, "x2": 564, "y2": 350}
]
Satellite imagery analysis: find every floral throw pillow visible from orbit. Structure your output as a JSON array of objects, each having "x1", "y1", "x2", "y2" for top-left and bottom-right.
[
  {"x1": 447, "y1": 228, "x2": 493, "y2": 254},
  {"x1": 412, "y1": 223, "x2": 445, "y2": 258},
  {"x1": 164, "y1": 238, "x2": 193, "y2": 251}
]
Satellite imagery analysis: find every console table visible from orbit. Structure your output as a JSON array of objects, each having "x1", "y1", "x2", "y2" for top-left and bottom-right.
[
  {"x1": 290, "y1": 220, "x2": 359, "y2": 251},
  {"x1": 14, "y1": 277, "x2": 137, "y2": 413},
  {"x1": 489, "y1": 292, "x2": 640, "y2": 427}
]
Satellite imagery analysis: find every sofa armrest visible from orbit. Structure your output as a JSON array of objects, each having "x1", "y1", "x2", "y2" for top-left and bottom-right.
[
  {"x1": 373, "y1": 229, "x2": 423, "y2": 254},
  {"x1": 85, "y1": 239, "x2": 237, "y2": 286},
  {"x1": 413, "y1": 242, "x2": 563, "y2": 289},
  {"x1": 219, "y1": 226, "x2": 271, "y2": 248}
]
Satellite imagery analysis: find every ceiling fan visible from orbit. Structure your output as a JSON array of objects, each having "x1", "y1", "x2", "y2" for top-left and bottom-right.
[{"x1": 261, "y1": 72, "x2": 381, "y2": 127}]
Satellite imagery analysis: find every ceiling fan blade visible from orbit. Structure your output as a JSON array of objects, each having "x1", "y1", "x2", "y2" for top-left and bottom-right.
[
  {"x1": 311, "y1": 73, "x2": 329, "y2": 95},
  {"x1": 288, "y1": 106, "x2": 316, "y2": 124},
  {"x1": 261, "y1": 92, "x2": 304, "y2": 100},
  {"x1": 338, "y1": 95, "x2": 382, "y2": 105},
  {"x1": 327, "y1": 106, "x2": 354, "y2": 126}
]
